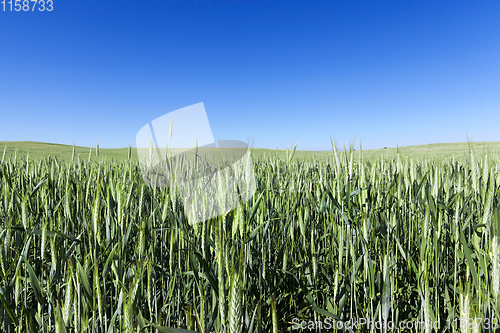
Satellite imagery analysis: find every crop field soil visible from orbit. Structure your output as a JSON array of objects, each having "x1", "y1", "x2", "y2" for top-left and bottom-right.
[{"x1": 0, "y1": 143, "x2": 499, "y2": 332}]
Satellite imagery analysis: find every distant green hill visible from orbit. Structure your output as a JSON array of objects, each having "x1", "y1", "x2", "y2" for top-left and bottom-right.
[
  {"x1": 1, "y1": 140, "x2": 499, "y2": 162},
  {"x1": 0, "y1": 141, "x2": 136, "y2": 162}
]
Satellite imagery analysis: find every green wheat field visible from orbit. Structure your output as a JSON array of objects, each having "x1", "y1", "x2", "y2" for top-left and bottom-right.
[{"x1": 0, "y1": 141, "x2": 500, "y2": 332}]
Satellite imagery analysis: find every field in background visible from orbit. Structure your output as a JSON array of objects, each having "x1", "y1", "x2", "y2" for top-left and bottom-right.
[
  {"x1": 0, "y1": 140, "x2": 499, "y2": 332},
  {"x1": 2, "y1": 140, "x2": 500, "y2": 161}
]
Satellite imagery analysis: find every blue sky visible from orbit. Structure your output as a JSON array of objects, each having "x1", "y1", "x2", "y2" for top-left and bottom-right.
[{"x1": 1, "y1": 0, "x2": 499, "y2": 150}]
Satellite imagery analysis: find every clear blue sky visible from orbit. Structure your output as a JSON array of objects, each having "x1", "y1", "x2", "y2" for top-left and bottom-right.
[{"x1": 1, "y1": 0, "x2": 499, "y2": 150}]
